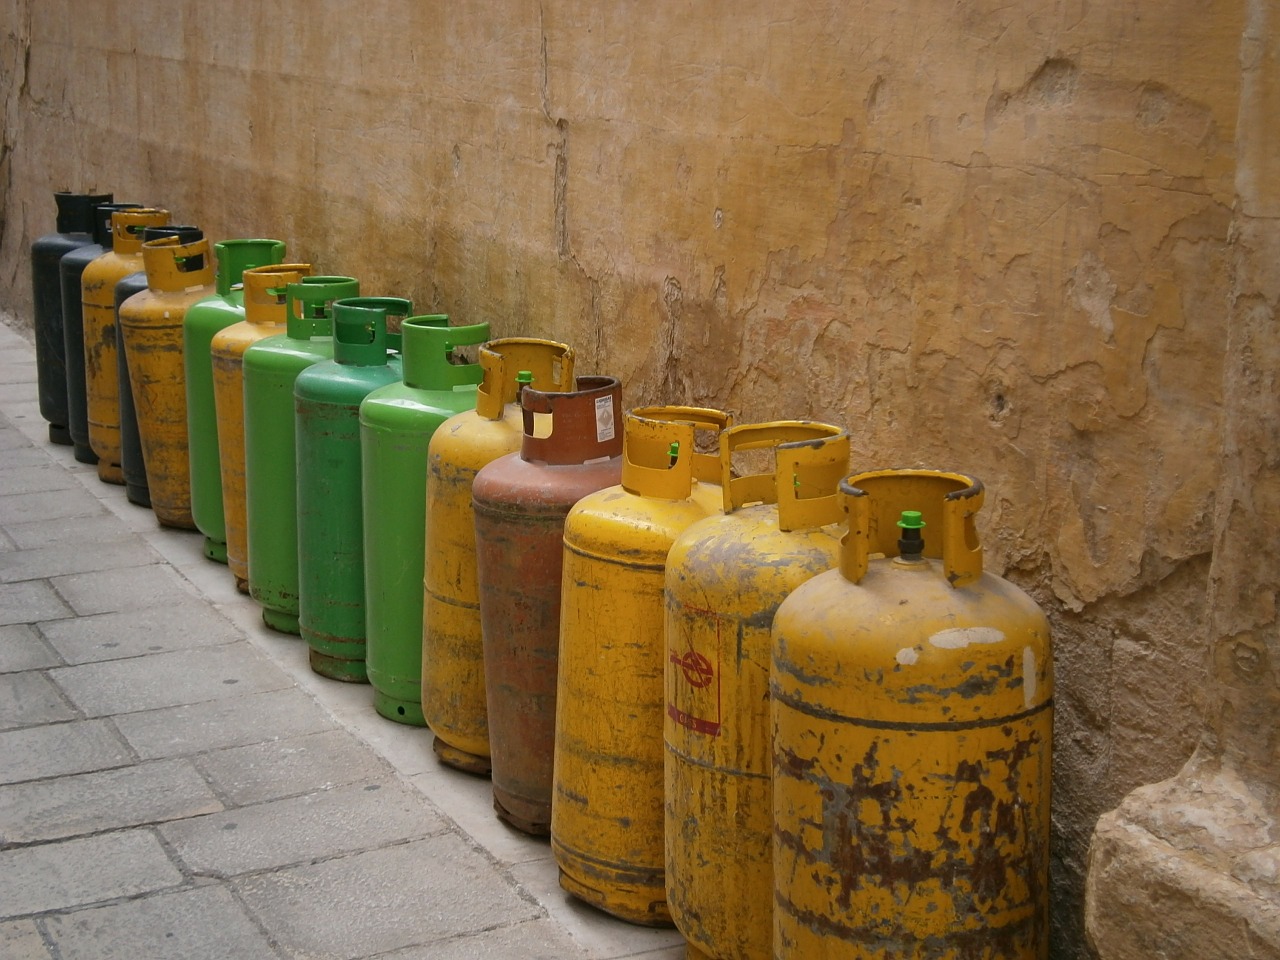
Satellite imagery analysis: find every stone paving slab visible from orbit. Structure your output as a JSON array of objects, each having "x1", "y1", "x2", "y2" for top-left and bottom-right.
[
  {"x1": 233, "y1": 834, "x2": 543, "y2": 959},
  {"x1": 0, "y1": 580, "x2": 73, "y2": 625},
  {"x1": 0, "y1": 426, "x2": 33, "y2": 450},
  {"x1": 49, "y1": 641, "x2": 293, "y2": 717},
  {"x1": 0, "y1": 539, "x2": 162, "y2": 584},
  {"x1": 113, "y1": 686, "x2": 337, "y2": 759},
  {"x1": 0, "y1": 488, "x2": 108, "y2": 525},
  {"x1": 194, "y1": 728, "x2": 394, "y2": 806},
  {"x1": 39, "y1": 602, "x2": 243, "y2": 664},
  {"x1": 4, "y1": 514, "x2": 140, "y2": 549},
  {"x1": 161, "y1": 778, "x2": 446, "y2": 877},
  {"x1": 508, "y1": 857, "x2": 688, "y2": 960},
  {"x1": 0, "y1": 830, "x2": 183, "y2": 918},
  {"x1": 0, "y1": 757, "x2": 223, "y2": 844},
  {"x1": 0, "y1": 919, "x2": 54, "y2": 960},
  {"x1": 0, "y1": 462, "x2": 82, "y2": 495},
  {"x1": 379, "y1": 918, "x2": 592, "y2": 960},
  {"x1": 49, "y1": 563, "x2": 199, "y2": 616},
  {"x1": 40, "y1": 884, "x2": 280, "y2": 960},
  {"x1": 0, "y1": 625, "x2": 62, "y2": 673},
  {"x1": 0, "y1": 717, "x2": 132, "y2": 784},
  {"x1": 0, "y1": 445, "x2": 61, "y2": 469},
  {"x1": 0, "y1": 671, "x2": 78, "y2": 730}
]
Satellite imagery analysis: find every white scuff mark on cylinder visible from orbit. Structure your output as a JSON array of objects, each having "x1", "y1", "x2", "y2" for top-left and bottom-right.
[
  {"x1": 928, "y1": 626, "x2": 1005, "y2": 649},
  {"x1": 1023, "y1": 646, "x2": 1038, "y2": 708},
  {"x1": 896, "y1": 647, "x2": 919, "y2": 665}
]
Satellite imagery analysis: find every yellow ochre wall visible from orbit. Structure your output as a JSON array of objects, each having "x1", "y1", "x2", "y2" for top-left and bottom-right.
[{"x1": 0, "y1": 2, "x2": 1258, "y2": 954}]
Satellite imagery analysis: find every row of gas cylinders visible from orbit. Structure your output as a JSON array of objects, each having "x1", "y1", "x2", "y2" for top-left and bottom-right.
[{"x1": 30, "y1": 191, "x2": 1053, "y2": 959}]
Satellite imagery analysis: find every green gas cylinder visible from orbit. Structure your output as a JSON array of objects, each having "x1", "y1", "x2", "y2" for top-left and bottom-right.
[
  {"x1": 184, "y1": 239, "x2": 287, "y2": 563},
  {"x1": 213, "y1": 262, "x2": 312, "y2": 593},
  {"x1": 243, "y1": 275, "x2": 359, "y2": 634},
  {"x1": 295, "y1": 297, "x2": 407, "y2": 680},
  {"x1": 359, "y1": 316, "x2": 490, "y2": 725}
]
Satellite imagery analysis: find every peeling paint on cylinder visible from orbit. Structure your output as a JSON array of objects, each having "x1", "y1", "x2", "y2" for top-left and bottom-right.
[
  {"x1": 664, "y1": 420, "x2": 849, "y2": 960},
  {"x1": 119, "y1": 235, "x2": 216, "y2": 529},
  {"x1": 551, "y1": 406, "x2": 728, "y2": 923},
  {"x1": 770, "y1": 470, "x2": 1053, "y2": 959},
  {"x1": 421, "y1": 338, "x2": 576, "y2": 774}
]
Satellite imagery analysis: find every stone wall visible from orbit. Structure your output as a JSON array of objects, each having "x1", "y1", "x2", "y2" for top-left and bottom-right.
[{"x1": 0, "y1": 1, "x2": 1251, "y2": 954}]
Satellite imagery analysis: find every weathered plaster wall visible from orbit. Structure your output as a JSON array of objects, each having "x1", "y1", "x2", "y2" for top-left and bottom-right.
[{"x1": 0, "y1": 1, "x2": 1248, "y2": 954}]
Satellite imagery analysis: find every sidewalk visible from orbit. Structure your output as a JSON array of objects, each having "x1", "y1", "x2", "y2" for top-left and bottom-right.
[{"x1": 0, "y1": 315, "x2": 684, "y2": 960}]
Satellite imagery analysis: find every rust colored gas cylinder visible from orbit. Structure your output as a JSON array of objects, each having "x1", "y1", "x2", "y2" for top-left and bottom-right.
[
  {"x1": 63, "y1": 202, "x2": 149, "y2": 471},
  {"x1": 295, "y1": 297, "x2": 407, "y2": 681},
  {"x1": 550, "y1": 407, "x2": 730, "y2": 919},
  {"x1": 210, "y1": 261, "x2": 307, "y2": 590},
  {"x1": 80, "y1": 207, "x2": 172, "y2": 483},
  {"x1": 360, "y1": 317, "x2": 491, "y2": 726},
  {"x1": 114, "y1": 225, "x2": 202, "y2": 508},
  {"x1": 119, "y1": 235, "x2": 216, "y2": 528},
  {"x1": 243, "y1": 276, "x2": 359, "y2": 635},
  {"x1": 771, "y1": 470, "x2": 1053, "y2": 959},
  {"x1": 473, "y1": 377, "x2": 632, "y2": 834},
  {"x1": 32, "y1": 191, "x2": 112, "y2": 445},
  {"x1": 185, "y1": 241, "x2": 288, "y2": 564},
  {"x1": 422, "y1": 338, "x2": 576, "y2": 775},
  {"x1": 663, "y1": 421, "x2": 850, "y2": 960}
]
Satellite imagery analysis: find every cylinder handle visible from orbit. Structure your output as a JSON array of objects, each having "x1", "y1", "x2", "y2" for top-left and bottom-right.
[
  {"x1": 839, "y1": 469, "x2": 984, "y2": 588},
  {"x1": 719, "y1": 421, "x2": 850, "y2": 531},
  {"x1": 474, "y1": 338, "x2": 576, "y2": 421},
  {"x1": 285, "y1": 276, "x2": 361, "y2": 340},
  {"x1": 621, "y1": 406, "x2": 731, "y2": 500}
]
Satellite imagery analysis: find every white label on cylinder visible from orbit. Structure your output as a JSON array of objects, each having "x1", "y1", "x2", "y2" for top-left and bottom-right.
[
  {"x1": 1023, "y1": 646, "x2": 1038, "y2": 708},
  {"x1": 595, "y1": 395, "x2": 615, "y2": 442},
  {"x1": 928, "y1": 626, "x2": 1005, "y2": 649}
]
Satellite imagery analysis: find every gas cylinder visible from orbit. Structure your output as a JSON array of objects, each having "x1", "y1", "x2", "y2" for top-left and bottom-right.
[
  {"x1": 211, "y1": 261, "x2": 307, "y2": 591},
  {"x1": 78, "y1": 208, "x2": 173, "y2": 481},
  {"x1": 118, "y1": 235, "x2": 216, "y2": 529},
  {"x1": 185, "y1": 241, "x2": 289, "y2": 564},
  {"x1": 663, "y1": 421, "x2": 850, "y2": 960},
  {"x1": 771, "y1": 470, "x2": 1053, "y2": 959},
  {"x1": 114, "y1": 225, "x2": 203, "y2": 508},
  {"x1": 295, "y1": 296, "x2": 407, "y2": 681},
  {"x1": 475, "y1": 377, "x2": 638, "y2": 835},
  {"x1": 31, "y1": 191, "x2": 112, "y2": 445},
  {"x1": 243, "y1": 275, "x2": 359, "y2": 634},
  {"x1": 422, "y1": 337, "x2": 576, "y2": 775},
  {"x1": 360, "y1": 317, "x2": 490, "y2": 725},
  {"x1": 550, "y1": 408, "x2": 731, "y2": 923},
  {"x1": 62, "y1": 203, "x2": 150, "y2": 470}
]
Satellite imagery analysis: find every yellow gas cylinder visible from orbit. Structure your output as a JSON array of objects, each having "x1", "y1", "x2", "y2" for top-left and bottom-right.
[
  {"x1": 119, "y1": 235, "x2": 216, "y2": 529},
  {"x1": 81, "y1": 207, "x2": 171, "y2": 483},
  {"x1": 663, "y1": 421, "x2": 849, "y2": 960},
  {"x1": 211, "y1": 263, "x2": 312, "y2": 592},
  {"x1": 550, "y1": 406, "x2": 730, "y2": 924},
  {"x1": 771, "y1": 470, "x2": 1053, "y2": 959},
  {"x1": 421, "y1": 337, "x2": 575, "y2": 774}
]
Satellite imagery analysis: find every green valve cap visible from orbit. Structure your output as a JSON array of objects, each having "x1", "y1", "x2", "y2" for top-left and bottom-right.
[
  {"x1": 516, "y1": 369, "x2": 533, "y2": 384},
  {"x1": 897, "y1": 510, "x2": 926, "y2": 529}
]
